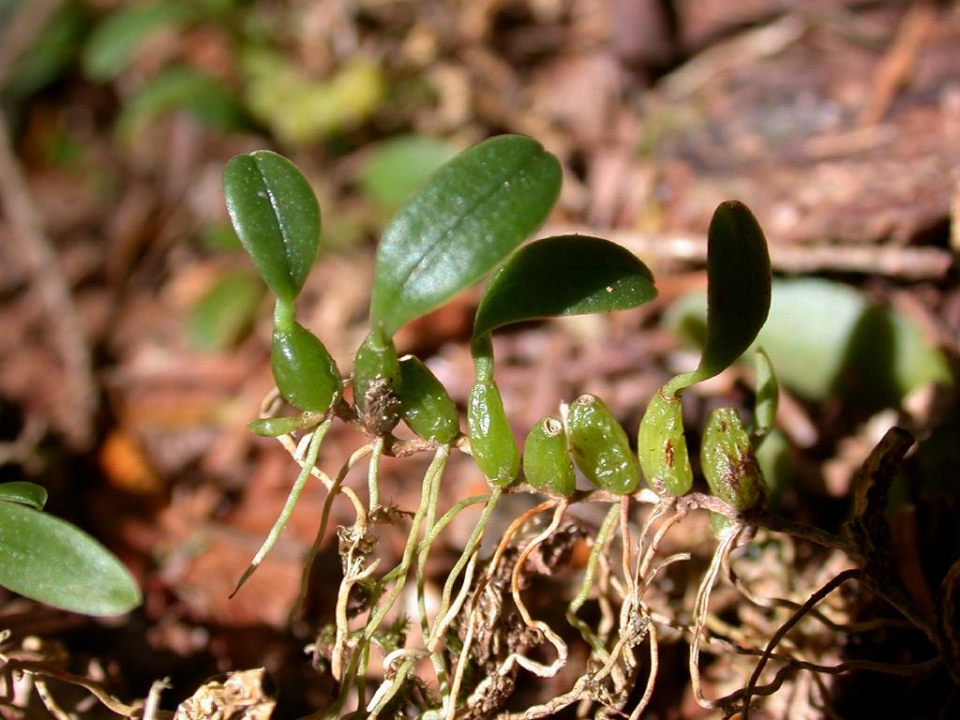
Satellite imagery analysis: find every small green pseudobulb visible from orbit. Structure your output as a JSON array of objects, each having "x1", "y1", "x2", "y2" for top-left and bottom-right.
[
  {"x1": 637, "y1": 387, "x2": 693, "y2": 497},
  {"x1": 353, "y1": 329, "x2": 403, "y2": 435},
  {"x1": 567, "y1": 394, "x2": 639, "y2": 495},
  {"x1": 271, "y1": 322, "x2": 342, "y2": 412},
  {"x1": 398, "y1": 355, "x2": 460, "y2": 444},
  {"x1": 523, "y1": 416, "x2": 576, "y2": 497},
  {"x1": 467, "y1": 379, "x2": 520, "y2": 486},
  {"x1": 701, "y1": 407, "x2": 767, "y2": 512}
]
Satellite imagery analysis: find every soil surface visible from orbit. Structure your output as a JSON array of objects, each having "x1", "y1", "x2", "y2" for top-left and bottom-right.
[{"x1": 1, "y1": 1, "x2": 959, "y2": 718}]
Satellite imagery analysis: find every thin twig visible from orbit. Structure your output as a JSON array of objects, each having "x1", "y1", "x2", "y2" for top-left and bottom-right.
[
  {"x1": 543, "y1": 226, "x2": 955, "y2": 281},
  {"x1": 0, "y1": 113, "x2": 97, "y2": 449}
]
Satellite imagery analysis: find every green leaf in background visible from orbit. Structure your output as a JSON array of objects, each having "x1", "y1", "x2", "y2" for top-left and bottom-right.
[
  {"x1": 3, "y1": 1, "x2": 87, "y2": 105},
  {"x1": 242, "y1": 50, "x2": 385, "y2": 146},
  {"x1": 679, "y1": 200, "x2": 771, "y2": 390},
  {"x1": 117, "y1": 66, "x2": 247, "y2": 139},
  {"x1": 370, "y1": 135, "x2": 562, "y2": 337},
  {"x1": 753, "y1": 348, "x2": 778, "y2": 443},
  {"x1": 199, "y1": 223, "x2": 244, "y2": 252},
  {"x1": 82, "y1": 3, "x2": 195, "y2": 81},
  {"x1": 187, "y1": 270, "x2": 266, "y2": 351},
  {"x1": 666, "y1": 277, "x2": 953, "y2": 409},
  {"x1": 224, "y1": 150, "x2": 321, "y2": 304},
  {"x1": 0, "y1": 502, "x2": 141, "y2": 616},
  {"x1": 0, "y1": 482, "x2": 47, "y2": 511},
  {"x1": 358, "y1": 135, "x2": 460, "y2": 215},
  {"x1": 472, "y1": 235, "x2": 657, "y2": 338}
]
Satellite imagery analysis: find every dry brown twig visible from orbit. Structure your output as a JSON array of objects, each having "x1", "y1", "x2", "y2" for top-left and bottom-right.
[
  {"x1": 547, "y1": 226, "x2": 955, "y2": 281},
  {"x1": 0, "y1": 0, "x2": 97, "y2": 449}
]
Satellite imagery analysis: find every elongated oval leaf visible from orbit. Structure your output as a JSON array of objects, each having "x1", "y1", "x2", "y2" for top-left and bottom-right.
[
  {"x1": 359, "y1": 135, "x2": 460, "y2": 213},
  {"x1": 0, "y1": 482, "x2": 47, "y2": 510},
  {"x1": 224, "y1": 151, "x2": 321, "y2": 303},
  {"x1": 753, "y1": 348, "x2": 778, "y2": 443},
  {"x1": 0, "y1": 503, "x2": 141, "y2": 616},
  {"x1": 473, "y1": 235, "x2": 657, "y2": 338},
  {"x1": 118, "y1": 66, "x2": 247, "y2": 139},
  {"x1": 690, "y1": 201, "x2": 771, "y2": 385},
  {"x1": 370, "y1": 135, "x2": 562, "y2": 336},
  {"x1": 82, "y1": 3, "x2": 195, "y2": 81},
  {"x1": 187, "y1": 270, "x2": 265, "y2": 351}
]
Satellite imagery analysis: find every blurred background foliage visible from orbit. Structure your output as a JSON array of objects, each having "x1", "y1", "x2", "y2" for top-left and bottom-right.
[{"x1": 2, "y1": 1, "x2": 960, "y2": 716}]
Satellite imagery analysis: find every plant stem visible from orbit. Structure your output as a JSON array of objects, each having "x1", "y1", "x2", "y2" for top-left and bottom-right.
[{"x1": 368, "y1": 436, "x2": 385, "y2": 510}]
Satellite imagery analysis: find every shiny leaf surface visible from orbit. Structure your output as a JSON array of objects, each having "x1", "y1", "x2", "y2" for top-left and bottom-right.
[
  {"x1": 370, "y1": 135, "x2": 561, "y2": 336},
  {"x1": 224, "y1": 150, "x2": 321, "y2": 303},
  {"x1": 473, "y1": 235, "x2": 656, "y2": 338}
]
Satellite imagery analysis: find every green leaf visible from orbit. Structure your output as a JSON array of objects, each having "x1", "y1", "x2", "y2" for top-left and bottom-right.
[
  {"x1": 241, "y1": 51, "x2": 385, "y2": 146},
  {"x1": 370, "y1": 135, "x2": 562, "y2": 337},
  {"x1": 0, "y1": 502, "x2": 141, "y2": 616},
  {"x1": 637, "y1": 202, "x2": 768, "y2": 498},
  {"x1": 673, "y1": 201, "x2": 771, "y2": 391},
  {"x1": 82, "y1": 3, "x2": 195, "y2": 81},
  {"x1": 0, "y1": 482, "x2": 47, "y2": 511},
  {"x1": 4, "y1": 2, "x2": 86, "y2": 105},
  {"x1": 757, "y1": 279, "x2": 953, "y2": 408},
  {"x1": 187, "y1": 270, "x2": 265, "y2": 351},
  {"x1": 752, "y1": 348, "x2": 778, "y2": 443},
  {"x1": 472, "y1": 235, "x2": 657, "y2": 338},
  {"x1": 117, "y1": 66, "x2": 247, "y2": 139},
  {"x1": 224, "y1": 151, "x2": 321, "y2": 304},
  {"x1": 666, "y1": 278, "x2": 953, "y2": 409},
  {"x1": 358, "y1": 135, "x2": 460, "y2": 214}
]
